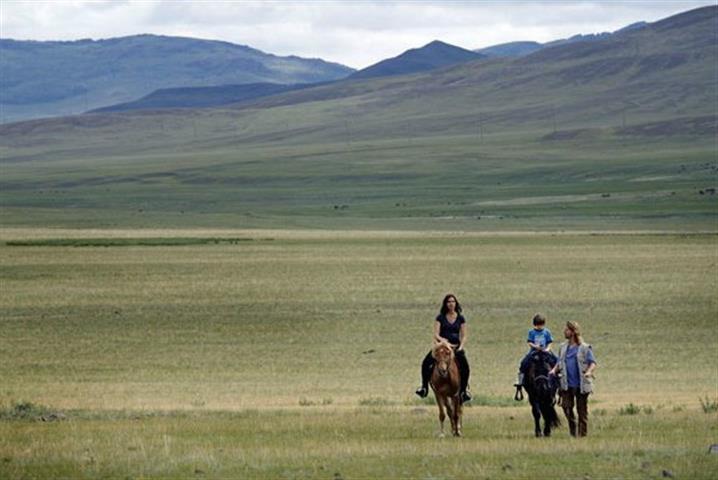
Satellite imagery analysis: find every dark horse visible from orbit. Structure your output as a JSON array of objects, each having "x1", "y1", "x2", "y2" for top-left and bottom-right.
[
  {"x1": 430, "y1": 341, "x2": 463, "y2": 437},
  {"x1": 517, "y1": 350, "x2": 560, "y2": 437}
]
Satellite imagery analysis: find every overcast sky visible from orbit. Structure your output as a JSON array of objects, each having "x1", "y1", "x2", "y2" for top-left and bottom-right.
[{"x1": 1, "y1": 1, "x2": 713, "y2": 68}]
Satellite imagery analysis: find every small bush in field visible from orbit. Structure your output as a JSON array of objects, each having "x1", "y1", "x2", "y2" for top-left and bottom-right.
[
  {"x1": 619, "y1": 403, "x2": 641, "y2": 415},
  {"x1": 699, "y1": 397, "x2": 718, "y2": 413},
  {"x1": 298, "y1": 397, "x2": 334, "y2": 407},
  {"x1": 0, "y1": 401, "x2": 50, "y2": 420}
]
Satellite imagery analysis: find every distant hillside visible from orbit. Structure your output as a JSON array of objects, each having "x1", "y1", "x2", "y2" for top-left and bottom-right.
[
  {"x1": 475, "y1": 41, "x2": 543, "y2": 57},
  {"x1": 0, "y1": 7, "x2": 715, "y2": 231},
  {"x1": 0, "y1": 34, "x2": 354, "y2": 122},
  {"x1": 350, "y1": 40, "x2": 485, "y2": 79},
  {"x1": 476, "y1": 20, "x2": 649, "y2": 57},
  {"x1": 91, "y1": 83, "x2": 317, "y2": 113}
]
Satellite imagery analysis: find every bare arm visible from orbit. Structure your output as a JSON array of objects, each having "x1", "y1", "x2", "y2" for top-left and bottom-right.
[
  {"x1": 585, "y1": 362, "x2": 597, "y2": 378},
  {"x1": 457, "y1": 323, "x2": 467, "y2": 351},
  {"x1": 433, "y1": 321, "x2": 443, "y2": 344}
]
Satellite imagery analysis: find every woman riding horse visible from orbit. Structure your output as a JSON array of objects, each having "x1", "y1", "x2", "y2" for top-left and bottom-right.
[{"x1": 415, "y1": 294, "x2": 472, "y2": 403}]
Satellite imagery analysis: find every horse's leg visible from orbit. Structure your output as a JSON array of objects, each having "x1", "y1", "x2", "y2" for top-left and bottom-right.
[
  {"x1": 541, "y1": 400, "x2": 559, "y2": 436},
  {"x1": 541, "y1": 402, "x2": 551, "y2": 437},
  {"x1": 436, "y1": 395, "x2": 447, "y2": 438},
  {"x1": 454, "y1": 396, "x2": 463, "y2": 437},
  {"x1": 531, "y1": 400, "x2": 542, "y2": 437},
  {"x1": 446, "y1": 396, "x2": 456, "y2": 436}
]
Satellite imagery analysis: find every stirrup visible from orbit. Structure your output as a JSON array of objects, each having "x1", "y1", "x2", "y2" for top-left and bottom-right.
[
  {"x1": 514, "y1": 385, "x2": 524, "y2": 401},
  {"x1": 415, "y1": 387, "x2": 428, "y2": 398}
]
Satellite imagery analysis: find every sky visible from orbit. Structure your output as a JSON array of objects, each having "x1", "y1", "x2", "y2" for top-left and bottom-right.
[{"x1": 0, "y1": 1, "x2": 713, "y2": 69}]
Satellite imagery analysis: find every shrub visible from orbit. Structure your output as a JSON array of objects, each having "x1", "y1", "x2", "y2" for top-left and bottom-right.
[
  {"x1": 298, "y1": 397, "x2": 334, "y2": 407},
  {"x1": 699, "y1": 397, "x2": 718, "y2": 413},
  {"x1": 619, "y1": 403, "x2": 641, "y2": 415},
  {"x1": 0, "y1": 401, "x2": 51, "y2": 420}
]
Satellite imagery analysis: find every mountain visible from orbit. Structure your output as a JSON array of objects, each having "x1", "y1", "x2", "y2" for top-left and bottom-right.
[
  {"x1": 0, "y1": 34, "x2": 354, "y2": 122},
  {"x1": 91, "y1": 83, "x2": 318, "y2": 113},
  {"x1": 0, "y1": 7, "x2": 715, "y2": 231},
  {"x1": 475, "y1": 41, "x2": 543, "y2": 58},
  {"x1": 476, "y1": 20, "x2": 649, "y2": 57},
  {"x1": 350, "y1": 40, "x2": 485, "y2": 79}
]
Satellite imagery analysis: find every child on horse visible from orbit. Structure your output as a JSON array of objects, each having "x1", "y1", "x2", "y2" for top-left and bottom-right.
[{"x1": 515, "y1": 313, "x2": 558, "y2": 388}]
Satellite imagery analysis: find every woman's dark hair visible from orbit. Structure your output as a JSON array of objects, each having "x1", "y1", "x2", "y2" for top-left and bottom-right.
[{"x1": 440, "y1": 294, "x2": 462, "y2": 315}]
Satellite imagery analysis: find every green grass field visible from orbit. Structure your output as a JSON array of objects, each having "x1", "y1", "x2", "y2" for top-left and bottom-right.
[
  {"x1": 1, "y1": 128, "x2": 716, "y2": 231},
  {"x1": 1, "y1": 230, "x2": 716, "y2": 478}
]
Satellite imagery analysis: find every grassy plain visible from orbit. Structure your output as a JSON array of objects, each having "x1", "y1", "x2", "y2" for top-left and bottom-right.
[
  {"x1": 1, "y1": 129, "x2": 716, "y2": 231},
  {"x1": 1, "y1": 230, "x2": 716, "y2": 478}
]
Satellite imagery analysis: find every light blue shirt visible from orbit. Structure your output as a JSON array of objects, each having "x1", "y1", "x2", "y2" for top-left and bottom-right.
[{"x1": 527, "y1": 328, "x2": 553, "y2": 350}]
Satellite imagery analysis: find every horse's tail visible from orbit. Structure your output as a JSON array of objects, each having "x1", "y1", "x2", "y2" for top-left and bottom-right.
[{"x1": 547, "y1": 403, "x2": 561, "y2": 428}]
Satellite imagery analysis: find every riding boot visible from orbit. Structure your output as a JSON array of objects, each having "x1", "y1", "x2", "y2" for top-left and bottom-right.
[
  {"x1": 416, "y1": 351, "x2": 434, "y2": 398},
  {"x1": 456, "y1": 351, "x2": 471, "y2": 402}
]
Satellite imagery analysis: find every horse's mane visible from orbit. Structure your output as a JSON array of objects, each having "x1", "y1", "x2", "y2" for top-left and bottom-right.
[{"x1": 432, "y1": 340, "x2": 454, "y2": 359}]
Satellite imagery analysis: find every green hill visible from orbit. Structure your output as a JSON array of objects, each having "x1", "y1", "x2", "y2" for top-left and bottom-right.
[
  {"x1": 0, "y1": 6, "x2": 715, "y2": 231},
  {"x1": 90, "y1": 83, "x2": 316, "y2": 113}
]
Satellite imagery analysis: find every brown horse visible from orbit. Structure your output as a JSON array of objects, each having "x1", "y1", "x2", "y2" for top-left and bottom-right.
[{"x1": 430, "y1": 341, "x2": 463, "y2": 437}]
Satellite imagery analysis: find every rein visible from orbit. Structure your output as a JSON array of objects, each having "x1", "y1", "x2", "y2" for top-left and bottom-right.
[{"x1": 514, "y1": 372, "x2": 552, "y2": 402}]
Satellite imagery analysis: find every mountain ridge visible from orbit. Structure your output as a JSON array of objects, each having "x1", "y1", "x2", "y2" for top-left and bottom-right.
[
  {"x1": 0, "y1": 34, "x2": 355, "y2": 122},
  {"x1": 350, "y1": 40, "x2": 485, "y2": 79}
]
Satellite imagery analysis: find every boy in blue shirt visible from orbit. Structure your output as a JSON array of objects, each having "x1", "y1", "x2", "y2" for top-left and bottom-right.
[{"x1": 514, "y1": 313, "x2": 557, "y2": 387}]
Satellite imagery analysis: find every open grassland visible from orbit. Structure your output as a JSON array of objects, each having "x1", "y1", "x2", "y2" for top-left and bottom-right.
[
  {"x1": 1, "y1": 129, "x2": 716, "y2": 231},
  {"x1": 0, "y1": 230, "x2": 716, "y2": 478},
  {"x1": 1, "y1": 408, "x2": 716, "y2": 479}
]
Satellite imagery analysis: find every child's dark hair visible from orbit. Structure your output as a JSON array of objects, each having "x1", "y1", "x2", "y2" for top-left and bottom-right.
[{"x1": 532, "y1": 313, "x2": 546, "y2": 326}]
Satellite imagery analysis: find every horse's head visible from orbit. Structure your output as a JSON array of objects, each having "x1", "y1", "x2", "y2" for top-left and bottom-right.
[
  {"x1": 432, "y1": 341, "x2": 455, "y2": 379},
  {"x1": 528, "y1": 351, "x2": 553, "y2": 376}
]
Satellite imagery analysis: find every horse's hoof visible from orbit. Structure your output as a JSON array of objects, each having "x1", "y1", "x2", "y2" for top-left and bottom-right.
[
  {"x1": 535, "y1": 431, "x2": 542, "y2": 438},
  {"x1": 454, "y1": 431, "x2": 463, "y2": 437},
  {"x1": 438, "y1": 432, "x2": 446, "y2": 439}
]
